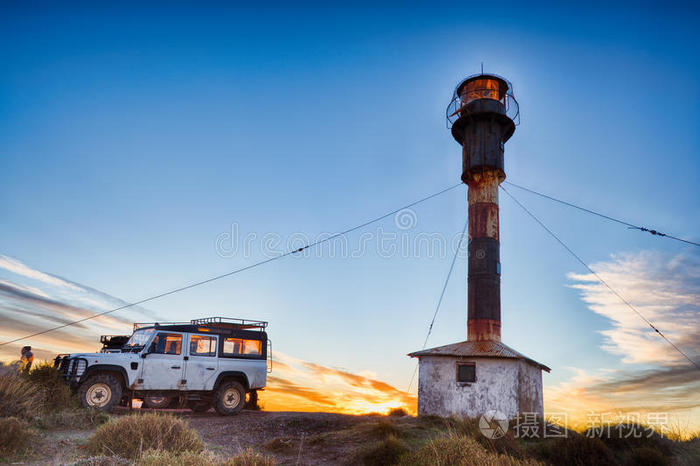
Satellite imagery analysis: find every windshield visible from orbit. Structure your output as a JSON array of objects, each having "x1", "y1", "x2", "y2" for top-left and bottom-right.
[{"x1": 124, "y1": 329, "x2": 156, "y2": 349}]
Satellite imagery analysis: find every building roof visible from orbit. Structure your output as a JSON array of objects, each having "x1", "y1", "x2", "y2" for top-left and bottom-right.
[{"x1": 408, "y1": 340, "x2": 550, "y2": 372}]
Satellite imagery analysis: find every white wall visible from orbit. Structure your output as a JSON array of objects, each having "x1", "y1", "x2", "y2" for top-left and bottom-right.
[{"x1": 417, "y1": 356, "x2": 543, "y2": 418}]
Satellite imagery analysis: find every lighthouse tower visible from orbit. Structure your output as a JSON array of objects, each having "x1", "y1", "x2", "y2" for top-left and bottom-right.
[{"x1": 409, "y1": 74, "x2": 549, "y2": 419}]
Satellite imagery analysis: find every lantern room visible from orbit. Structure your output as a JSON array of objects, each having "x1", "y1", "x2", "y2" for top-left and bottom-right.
[
  {"x1": 446, "y1": 73, "x2": 520, "y2": 146},
  {"x1": 456, "y1": 75, "x2": 509, "y2": 107}
]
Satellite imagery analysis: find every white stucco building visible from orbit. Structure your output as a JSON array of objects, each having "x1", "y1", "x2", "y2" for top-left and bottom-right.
[{"x1": 408, "y1": 340, "x2": 549, "y2": 418}]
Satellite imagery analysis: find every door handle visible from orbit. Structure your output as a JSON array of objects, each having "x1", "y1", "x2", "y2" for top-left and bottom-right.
[
  {"x1": 171, "y1": 366, "x2": 181, "y2": 369},
  {"x1": 206, "y1": 367, "x2": 215, "y2": 370}
]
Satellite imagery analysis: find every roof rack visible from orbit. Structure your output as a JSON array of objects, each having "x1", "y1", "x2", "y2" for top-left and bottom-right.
[
  {"x1": 133, "y1": 317, "x2": 267, "y2": 331},
  {"x1": 191, "y1": 317, "x2": 267, "y2": 330}
]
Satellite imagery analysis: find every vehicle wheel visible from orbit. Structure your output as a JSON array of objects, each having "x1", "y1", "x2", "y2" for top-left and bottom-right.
[
  {"x1": 78, "y1": 374, "x2": 123, "y2": 411},
  {"x1": 214, "y1": 381, "x2": 245, "y2": 415},
  {"x1": 245, "y1": 390, "x2": 259, "y2": 410},
  {"x1": 187, "y1": 399, "x2": 213, "y2": 413},
  {"x1": 143, "y1": 396, "x2": 173, "y2": 409}
]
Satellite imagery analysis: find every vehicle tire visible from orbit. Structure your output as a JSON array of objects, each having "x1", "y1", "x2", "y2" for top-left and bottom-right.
[
  {"x1": 143, "y1": 396, "x2": 173, "y2": 409},
  {"x1": 78, "y1": 374, "x2": 123, "y2": 411},
  {"x1": 245, "y1": 390, "x2": 259, "y2": 410},
  {"x1": 214, "y1": 381, "x2": 245, "y2": 415},
  {"x1": 187, "y1": 399, "x2": 213, "y2": 413}
]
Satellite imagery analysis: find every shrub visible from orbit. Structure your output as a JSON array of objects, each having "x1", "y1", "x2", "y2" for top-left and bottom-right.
[
  {"x1": 26, "y1": 361, "x2": 76, "y2": 410},
  {"x1": 535, "y1": 433, "x2": 616, "y2": 466},
  {"x1": 388, "y1": 408, "x2": 408, "y2": 417},
  {"x1": 137, "y1": 449, "x2": 221, "y2": 466},
  {"x1": 0, "y1": 416, "x2": 35, "y2": 456},
  {"x1": 37, "y1": 406, "x2": 111, "y2": 429},
  {"x1": 223, "y1": 448, "x2": 276, "y2": 466},
  {"x1": 445, "y1": 416, "x2": 524, "y2": 458},
  {"x1": 585, "y1": 424, "x2": 673, "y2": 458},
  {"x1": 369, "y1": 419, "x2": 402, "y2": 439},
  {"x1": 1, "y1": 363, "x2": 102, "y2": 428},
  {"x1": 263, "y1": 437, "x2": 295, "y2": 453},
  {"x1": 70, "y1": 456, "x2": 131, "y2": 466},
  {"x1": 399, "y1": 432, "x2": 540, "y2": 466},
  {"x1": 627, "y1": 446, "x2": 669, "y2": 466},
  {"x1": 86, "y1": 413, "x2": 204, "y2": 459},
  {"x1": 0, "y1": 372, "x2": 42, "y2": 419},
  {"x1": 361, "y1": 435, "x2": 410, "y2": 466}
]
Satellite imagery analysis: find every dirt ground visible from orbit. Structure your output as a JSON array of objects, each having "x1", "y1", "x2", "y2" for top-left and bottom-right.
[
  {"x1": 29, "y1": 408, "x2": 400, "y2": 465},
  {"x1": 184, "y1": 409, "x2": 391, "y2": 465}
]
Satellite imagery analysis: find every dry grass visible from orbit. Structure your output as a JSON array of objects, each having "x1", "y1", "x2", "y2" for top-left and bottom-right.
[
  {"x1": 398, "y1": 432, "x2": 541, "y2": 466},
  {"x1": 359, "y1": 435, "x2": 410, "y2": 466},
  {"x1": 0, "y1": 371, "x2": 43, "y2": 419},
  {"x1": 531, "y1": 433, "x2": 616, "y2": 466},
  {"x1": 0, "y1": 416, "x2": 35, "y2": 457},
  {"x1": 223, "y1": 448, "x2": 276, "y2": 466},
  {"x1": 70, "y1": 456, "x2": 131, "y2": 466},
  {"x1": 263, "y1": 437, "x2": 296, "y2": 454},
  {"x1": 26, "y1": 361, "x2": 76, "y2": 410},
  {"x1": 369, "y1": 418, "x2": 403, "y2": 439},
  {"x1": 388, "y1": 408, "x2": 409, "y2": 417},
  {"x1": 86, "y1": 413, "x2": 204, "y2": 459},
  {"x1": 132, "y1": 448, "x2": 276, "y2": 466},
  {"x1": 0, "y1": 362, "x2": 107, "y2": 429}
]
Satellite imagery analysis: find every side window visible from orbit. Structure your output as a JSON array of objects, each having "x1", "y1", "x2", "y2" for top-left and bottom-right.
[
  {"x1": 223, "y1": 338, "x2": 262, "y2": 357},
  {"x1": 190, "y1": 335, "x2": 217, "y2": 357},
  {"x1": 150, "y1": 333, "x2": 182, "y2": 355},
  {"x1": 457, "y1": 363, "x2": 476, "y2": 383}
]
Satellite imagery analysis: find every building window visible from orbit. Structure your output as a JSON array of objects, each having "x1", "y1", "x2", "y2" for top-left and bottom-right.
[
  {"x1": 457, "y1": 363, "x2": 476, "y2": 383},
  {"x1": 190, "y1": 335, "x2": 217, "y2": 356}
]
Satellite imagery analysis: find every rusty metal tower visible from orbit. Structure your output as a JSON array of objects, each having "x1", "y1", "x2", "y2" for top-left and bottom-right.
[
  {"x1": 446, "y1": 74, "x2": 520, "y2": 342},
  {"x1": 408, "y1": 76, "x2": 545, "y2": 418}
]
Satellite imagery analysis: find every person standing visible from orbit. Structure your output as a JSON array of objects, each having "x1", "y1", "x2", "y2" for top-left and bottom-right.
[{"x1": 20, "y1": 346, "x2": 34, "y2": 374}]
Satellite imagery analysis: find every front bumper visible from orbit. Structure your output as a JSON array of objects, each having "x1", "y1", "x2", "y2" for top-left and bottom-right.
[{"x1": 54, "y1": 355, "x2": 87, "y2": 385}]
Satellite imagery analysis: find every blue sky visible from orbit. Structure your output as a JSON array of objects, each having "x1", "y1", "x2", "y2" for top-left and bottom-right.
[{"x1": 1, "y1": 2, "x2": 699, "y2": 422}]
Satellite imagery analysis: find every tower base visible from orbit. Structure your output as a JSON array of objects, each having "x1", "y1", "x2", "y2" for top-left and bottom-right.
[{"x1": 408, "y1": 340, "x2": 549, "y2": 419}]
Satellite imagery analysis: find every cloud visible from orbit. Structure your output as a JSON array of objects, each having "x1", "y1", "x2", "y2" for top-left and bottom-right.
[
  {"x1": 0, "y1": 255, "x2": 159, "y2": 355},
  {"x1": 261, "y1": 352, "x2": 416, "y2": 415},
  {"x1": 0, "y1": 255, "x2": 82, "y2": 291},
  {"x1": 567, "y1": 251, "x2": 700, "y2": 366},
  {"x1": 547, "y1": 251, "x2": 700, "y2": 433}
]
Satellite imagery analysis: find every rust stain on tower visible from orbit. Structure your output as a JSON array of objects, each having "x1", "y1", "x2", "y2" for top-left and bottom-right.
[{"x1": 409, "y1": 73, "x2": 549, "y2": 419}]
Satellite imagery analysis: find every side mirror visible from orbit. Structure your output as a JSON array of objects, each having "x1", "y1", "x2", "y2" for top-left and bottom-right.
[{"x1": 141, "y1": 353, "x2": 148, "y2": 359}]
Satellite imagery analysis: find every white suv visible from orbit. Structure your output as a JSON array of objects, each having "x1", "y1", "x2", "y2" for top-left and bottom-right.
[{"x1": 55, "y1": 317, "x2": 269, "y2": 415}]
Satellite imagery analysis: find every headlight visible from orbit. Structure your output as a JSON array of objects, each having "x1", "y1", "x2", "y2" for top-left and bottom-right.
[{"x1": 75, "y1": 360, "x2": 87, "y2": 377}]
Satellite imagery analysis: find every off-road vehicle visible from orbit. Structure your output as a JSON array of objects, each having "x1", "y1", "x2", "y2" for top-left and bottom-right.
[{"x1": 55, "y1": 317, "x2": 270, "y2": 415}]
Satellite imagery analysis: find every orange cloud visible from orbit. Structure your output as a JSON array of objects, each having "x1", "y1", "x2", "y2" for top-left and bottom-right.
[{"x1": 261, "y1": 353, "x2": 416, "y2": 415}]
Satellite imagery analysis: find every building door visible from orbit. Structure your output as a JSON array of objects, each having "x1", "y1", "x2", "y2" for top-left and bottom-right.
[
  {"x1": 183, "y1": 334, "x2": 219, "y2": 390},
  {"x1": 140, "y1": 332, "x2": 185, "y2": 390}
]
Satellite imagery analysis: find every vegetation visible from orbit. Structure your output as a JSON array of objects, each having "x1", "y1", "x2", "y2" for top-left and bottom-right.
[
  {"x1": 0, "y1": 367, "x2": 43, "y2": 419},
  {"x1": 0, "y1": 416, "x2": 35, "y2": 457},
  {"x1": 388, "y1": 408, "x2": 409, "y2": 417},
  {"x1": 86, "y1": 412, "x2": 205, "y2": 459},
  {"x1": 360, "y1": 435, "x2": 410, "y2": 466},
  {"x1": 0, "y1": 361, "x2": 109, "y2": 429},
  {"x1": 1, "y1": 362, "x2": 698, "y2": 465},
  {"x1": 398, "y1": 432, "x2": 541, "y2": 466}
]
